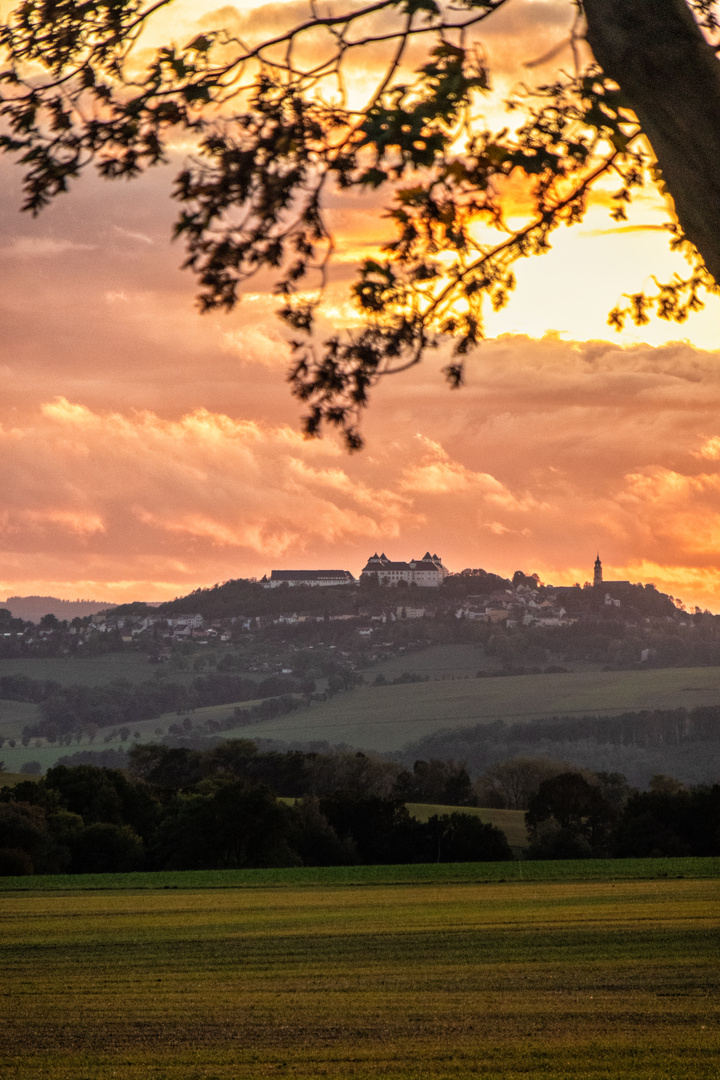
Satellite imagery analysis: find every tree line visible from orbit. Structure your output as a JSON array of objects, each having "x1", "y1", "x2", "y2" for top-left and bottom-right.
[
  {"x1": 524, "y1": 770, "x2": 720, "y2": 861},
  {"x1": 5, "y1": 671, "x2": 308, "y2": 744},
  {"x1": 504, "y1": 707, "x2": 720, "y2": 750},
  {"x1": 2, "y1": 741, "x2": 717, "y2": 875},
  {"x1": 0, "y1": 748, "x2": 509, "y2": 875},
  {"x1": 404, "y1": 705, "x2": 720, "y2": 788}
]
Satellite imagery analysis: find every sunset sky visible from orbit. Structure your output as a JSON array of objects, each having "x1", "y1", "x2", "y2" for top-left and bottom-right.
[{"x1": 2, "y1": 0, "x2": 720, "y2": 610}]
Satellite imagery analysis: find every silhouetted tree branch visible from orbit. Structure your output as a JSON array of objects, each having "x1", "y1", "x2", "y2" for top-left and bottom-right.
[{"x1": 2, "y1": 0, "x2": 719, "y2": 446}]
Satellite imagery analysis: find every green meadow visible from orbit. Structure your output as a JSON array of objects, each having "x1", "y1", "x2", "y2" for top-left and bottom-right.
[
  {"x1": 406, "y1": 803, "x2": 528, "y2": 849},
  {"x1": 371, "y1": 643, "x2": 487, "y2": 680},
  {"x1": 1, "y1": 861, "x2": 718, "y2": 1079},
  {"x1": 0, "y1": 770, "x2": 40, "y2": 788},
  {"x1": 239, "y1": 664, "x2": 720, "y2": 751},
  {"x1": 1, "y1": 856, "x2": 718, "y2": 890},
  {"x1": 0, "y1": 698, "x2": 40, "y2": 738},
  {"x1": 5, "y1": 656, "x2": 720, "y2": 769},
  {"x1": 0, "y1": 652, "x2": 159, "y2": 687}
]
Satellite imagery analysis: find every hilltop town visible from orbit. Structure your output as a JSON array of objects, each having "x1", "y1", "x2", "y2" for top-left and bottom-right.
[
  {"x1": 0, "y1": 553, "x2": 715, "y2": 674},
  {"x1": 2, "y1": 550, "x2": 720, "y2": 808}
]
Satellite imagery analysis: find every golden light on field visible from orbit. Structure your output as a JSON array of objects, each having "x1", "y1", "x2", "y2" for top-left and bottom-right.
[{"x1": 2, "y1": 876, "x2": 719, "y2": 1079}]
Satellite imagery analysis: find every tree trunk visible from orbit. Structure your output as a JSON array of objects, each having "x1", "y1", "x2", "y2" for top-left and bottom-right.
[{"x1": 583, "y1": 0, "x2": 720, "y2": 285}]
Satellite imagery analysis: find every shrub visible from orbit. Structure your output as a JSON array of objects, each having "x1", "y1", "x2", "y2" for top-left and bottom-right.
[
  {"x1": 70, "y1": 822, "x2": 145, "y2": 873},
  {"x1": 0, "y1": 847, "x2": 34, "y2": 876}
]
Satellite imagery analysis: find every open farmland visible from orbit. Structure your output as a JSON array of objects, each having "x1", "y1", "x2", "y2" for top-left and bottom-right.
[
  {"x1": 0, "y1": 652, "x2": 162, "y2": 687},
  {"x1": 0, "y1": 697, "x2": 272, "y2": 773},
  {"x1": 406, "y1": 803, "x2": 528, "y2": 850},
  {"x1": 368, "y1": 643, "x2": 603, "y2": 680},
  {"x1": 0, "y1": 698, "x2": 40, "y2": 738},
  {"x1": 1, "y1": 857, "x2": 718, "y2": 890},
  {"x1": 371, "y1": 643, "x2": 486, "y2": 680},
  {"x1": 0, "y1": 771, "x2": 40, "y2": 788},
  {"x1": 5, "y1": 656, "x2": 720, "y2": 772},
  {"x1": 1, "y1": 864, "x2": 718, "y2": 1079},
  {"x1": 228, "y1": 664, "x2": 720, "y2": 752}
]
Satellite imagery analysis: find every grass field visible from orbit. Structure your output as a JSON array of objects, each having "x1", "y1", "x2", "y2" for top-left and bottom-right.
[
  {"x1": 0, "y1": 651, "x2": 267, "y2": 771},
  {"x1": 0, "y1": 652, "x2": 161, "y2": 686},
  {"x1": 372, "y1": 643, "x2": 486, "y2": 680},
  {"x1": 0, "y1": 653, "x2": 165, "y2": 764},
  {"x1": 1, "y1": 862, "x2": 718, "y2": 1079},
  {"x1": 5, "y1": 656, "x2": 720, "y2": 769},
  {"x1": 0, "y1": 697, "x2": 40, "y2": 737},
  {"x1": 406, "y1": 803, "x2": 528, "y2": 849},
  {"x1": 1, "y1": 856, "x2": 718, "y2": 891},
  {"x1": 0, "y1": 697, "x2": 273, "y2": 773},
  {"x1": 218, "y1": 664, "x2": 720, "y2": 752},
  {"x1": 369, "y1": 643, "x2": 601, "y2": 681},
  {"x1": 0, "y1": 771, "x2": 40, "y2": 788}
]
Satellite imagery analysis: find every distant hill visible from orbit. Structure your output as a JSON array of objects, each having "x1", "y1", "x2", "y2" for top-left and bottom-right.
[
  {"x1": 157, "y1": 578, "x2": 364, "y2": 620},
  {"x1": 3, "y1": 596, "x2": 115, "y2": 622},
  {"x1": 155, "y1": 571, "x2": 516, "y2": 621}
]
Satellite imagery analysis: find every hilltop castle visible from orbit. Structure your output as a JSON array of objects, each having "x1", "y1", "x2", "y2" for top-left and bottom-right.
[{"x1": 360, "y1": 552, "x2": 449, "y2": 587}]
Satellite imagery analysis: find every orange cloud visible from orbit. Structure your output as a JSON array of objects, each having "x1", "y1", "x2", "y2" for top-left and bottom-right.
[
  {"x1": 3, "y1": 2, "x2": 720, "y2": 609},
  {"x1": 6, "y1": 320, "x2": 720, "y2": 607},
  {"x1": 399, "y1": 435, "x2": 540, "y2": 515},
  {"x1": 0, "y1": 399, "x2": 427, "y2": 599},
  {"x1": 694, "y1": 436, "x2": 720, "y2": 461}
]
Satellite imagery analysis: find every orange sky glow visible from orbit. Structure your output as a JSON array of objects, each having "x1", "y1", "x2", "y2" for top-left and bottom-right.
[{"x1": 2, "y1": 0, "x2": 720, "y2": 610}]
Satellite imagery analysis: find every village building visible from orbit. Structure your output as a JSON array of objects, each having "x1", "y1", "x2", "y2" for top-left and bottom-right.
[
  {"x1": 166, "y1": 614, "x2": 204, "y2": 630},
  {"x1": 263, "y1": 569, "x2": 356, "y2": 588},
  {"x1": 593, "y1": 554, "x2": 630, "y2": 591},
  {"x1": 360, "y1": 552, "x2": 449, "y2": 587}
]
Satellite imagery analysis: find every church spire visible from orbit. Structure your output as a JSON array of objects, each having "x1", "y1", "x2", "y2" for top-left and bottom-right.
[{"x1": 594, "y1": 553, "x2": 603, "y2": 588}]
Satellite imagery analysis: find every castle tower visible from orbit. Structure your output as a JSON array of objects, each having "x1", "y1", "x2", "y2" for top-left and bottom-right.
[{"x1": 593, "y1": 554, "x2": 603, "y2": 588}]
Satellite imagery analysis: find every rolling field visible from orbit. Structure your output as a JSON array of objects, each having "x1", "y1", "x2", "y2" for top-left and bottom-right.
[
  {"x1": 0, "y1": 653, "x2": 261, "y2": 771},
  {"x1": 405, "y1": 803, "x2": 528, "y2": 849},
  {"x1": 0, "y1": 771, "x2": 40, "y2": 788},
  {"x1": 369, "y1": 644, "x2": 601, "y2": 681},
  {"x1": 372, "y1": 644, "x2": 486, "y2": 680},
  {"x1": 0, "y1": 652, "x2": 161, "y2": 687},
  {"x1": 0, "y1": 697, "x2": 40, "y2": 737},
  {"x1": 5, "y1": 656, "x2": 720, "y2": 770},
  {"x1": 0, "y1": 698, "x2": 270, "y2": 773},
  {"x1": 1, "y1": 857, "x2": 718, "y2": 890},
  {"x1": 223, "y1": 664, "x2": 720, "y2": 752},
  {"x1": 1, "y1": 864, "x2": 718, "y2": 1079}
]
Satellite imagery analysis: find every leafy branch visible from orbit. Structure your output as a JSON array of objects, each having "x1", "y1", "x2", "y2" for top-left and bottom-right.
[{"x1": 1, "y1": 0, "x2": 718, "y2": 449}]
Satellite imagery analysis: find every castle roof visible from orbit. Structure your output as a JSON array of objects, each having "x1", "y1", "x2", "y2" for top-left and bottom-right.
[
  {"x1": 361, "y1": 552, "x2": 447, "y2": 574},
  {"x1": 270, "y1": 570, "x2": 354, "y2": 582}
]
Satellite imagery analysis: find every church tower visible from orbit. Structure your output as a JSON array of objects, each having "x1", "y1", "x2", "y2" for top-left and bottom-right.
[{"x1": 593, "y1": 554, "x2": 603, "y2": 589}]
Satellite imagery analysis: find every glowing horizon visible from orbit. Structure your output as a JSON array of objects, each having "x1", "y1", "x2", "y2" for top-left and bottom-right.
[{"x1": 2, "y1": 0, "x2": 720, "y2": 612}]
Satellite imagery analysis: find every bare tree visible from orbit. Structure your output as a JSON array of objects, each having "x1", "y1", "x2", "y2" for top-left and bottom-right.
[{"x1": 478, "y1": 755, "x2": 574, "y2": 810}]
